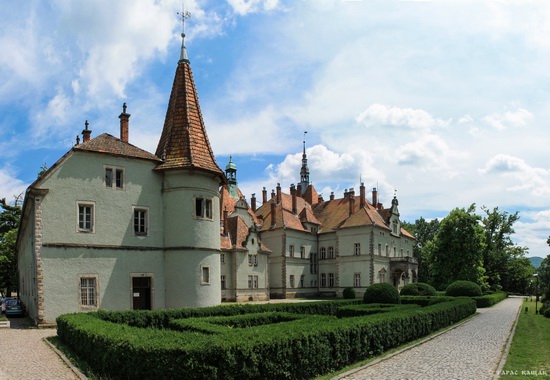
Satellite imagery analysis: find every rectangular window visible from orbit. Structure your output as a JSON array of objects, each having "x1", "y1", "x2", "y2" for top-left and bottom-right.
[
  {"x1": 253, "y1": 275, "x2": 259, "y2": 289},
  {"x1": 328, "y1": 273, "x2": 335, "y2": 288},
  {"x1": 379, "y1": 272, "x2": 386, "y2": 283},
  {"x1": 289, "y1": 275, "x2": 295, "y2": 288},
  {"x1": 80, "y1": 277, "x2": 97, "y2": 307},
  {"x1": 133, "y1": 208, "x2": 148, "y2": 236},
  {"x1": 195, "y1": 197, "x2": 213, "y2": 220},
  {"x1": 320, "y1": 247, "x2": 326, "y2": 260},
  {"x1": 289, "y1": 245, "x2": 295, "y2": 257},
  {"x1": 310, "y1": 253, "x2": 318, "y2": 274},
  {"x1": 394, "y1": 247, "x2": 397, "y2": 257},
  {"x1": 300, "y1": 246, "x2": 305, "y2": 259},
  {"x1": 386, "y1": 245, "x2": 389, "y2": 257},
  {"x1": 201, "y1": 266, "x2": 210, "y2": 284},
  {"x1": 78, "y1": 203, "x2": 94, "y2": 232},
  {"x1": 248, "y1": 275, "x2": 253, "y2": 289},
  {"x1": 328, "y1": 246, "x2": 334, "y2": 259},
  {"x1": 354, "y1": 243, "x2": 361, "y2": 256},
  {"x1": 104, "y1": 166, "x2": 124, "y2": 189},
  {"x1": 378, "y1": 243, "x2": 382, "y2": 255},
  {"x1": 300, "y1": 274, "x2": 305, "y2": 288},
  {"x1": 221, "y1": 275, "x2": 226, "y2": 290},
  {"x1": 254, "y1": 255, "x2": 258, "y2": 266},
  {"x1": 220, "y1": 253, "x2": 225, "y2": 264},
  {"x1": 321, "y1": 273, "x2": 327, "y2": 288},
  {"x1": 354, "y1": 273, "x2": 361, "y2": 287},
  {"x1": 248, "y1": 254, "x2": 253, "y2": 266}
]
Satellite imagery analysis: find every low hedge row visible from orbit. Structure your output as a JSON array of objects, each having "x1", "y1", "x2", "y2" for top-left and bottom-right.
[
  {"x1": 93, "y1": 299, "x2": 363, "y2": 329},
  {"x1": 336, "y1": 303, "x2": 420, "y2": 318},
  {"x1": 57, "y1": 298, "x2": 476, "y2": 379},
  {"x1": 400, "y1": 296, "x2": 456, "y2": 307},
  {"x1": 472, "y1": 291, "x2": 508, "y2": 308}
]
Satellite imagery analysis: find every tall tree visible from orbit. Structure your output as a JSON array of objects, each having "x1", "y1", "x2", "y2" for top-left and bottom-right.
[
  {"x1": 0, "y1": 198, "x2": 22, "y2": 295},
  {"x1": 539, "y1": 249, "x2": 550, "y2": 301},
  {"x1": 402, "y1": 217, "x2": 440, "y2": 283},
  {"x1": 481, "y1": 206, "x2": 522, "y2": 290},
  {"x1": 427, "y1": 204, "x2": 487, "y2": 290}
]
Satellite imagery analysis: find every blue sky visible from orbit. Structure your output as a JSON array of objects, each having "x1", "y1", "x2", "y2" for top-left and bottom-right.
[{"x1": 1, "y1": 0, "x2": 550, "y2": 258}]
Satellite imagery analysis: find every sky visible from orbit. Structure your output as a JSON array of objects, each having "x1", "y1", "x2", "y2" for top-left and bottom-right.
[{"x1": 1, "y1": 0, "x2": 550, "y2": 258}]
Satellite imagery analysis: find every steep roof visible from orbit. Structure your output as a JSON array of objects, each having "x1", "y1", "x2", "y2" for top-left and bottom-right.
[
  {"x1": 75, "y1": 133, "x2": 161, "y2": 161},
  {"x1": 155, "y1": 58, "x2": 223, "y2": 177}
]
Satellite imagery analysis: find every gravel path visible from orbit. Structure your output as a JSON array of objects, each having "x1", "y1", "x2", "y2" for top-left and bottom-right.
[{"x1": 336, "y1": 297, "x2": 523, "y2": 380}]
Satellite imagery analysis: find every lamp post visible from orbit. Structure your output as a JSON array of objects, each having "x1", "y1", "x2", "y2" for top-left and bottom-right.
[{"x1": 533, "y1": 273, "x2": 539, "y2": 314}]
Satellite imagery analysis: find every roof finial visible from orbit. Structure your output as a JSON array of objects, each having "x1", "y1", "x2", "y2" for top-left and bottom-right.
[
  {"x1": 177, "y1": 5, "x2": 191, "y2": 62},
  {"x1": 303, "y1": 131, "x2": 308, "y2": 155}
]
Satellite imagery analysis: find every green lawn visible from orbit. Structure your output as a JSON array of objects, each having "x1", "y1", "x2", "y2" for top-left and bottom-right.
[{"x1": 501, "y1": 299, "x2": 550, "y2": 378}]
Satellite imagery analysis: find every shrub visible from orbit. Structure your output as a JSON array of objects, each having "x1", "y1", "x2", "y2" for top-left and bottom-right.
[
  {"x1": 400, "y1": 296, "x2": 455, "y2": 307},
  {"x1": 472, "y1": 291, "x2": 508, "y2": 308},
  {"x1": 342, "y1": 287, "x2": 356, "y2": 299},
  {"x1": 363, "y1": 283, "x2": 400, "y2": 304},
  {"x1": 445, "y1": 280, "x2": 482, "y2": 297},
  {"x1": 400, "y1": 283, "x2": 437, "y2": 296},
  {"x1": 540, "y1": 302, "x2": 550, "y2": 318}
]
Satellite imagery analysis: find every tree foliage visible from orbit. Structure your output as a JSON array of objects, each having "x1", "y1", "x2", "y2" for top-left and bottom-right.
[
  {"x1": 402, "y1": 217, "x2": 440, "y2": 283},
  {"x1": 427, "y1": 204, "x2": 487, "y2": 290},
  {"x1": 539, "y1": 252, "x2": 550, "y2": 301},
  {"x1": 0, "y1": 198, "x2": 22, "y2": 295}
]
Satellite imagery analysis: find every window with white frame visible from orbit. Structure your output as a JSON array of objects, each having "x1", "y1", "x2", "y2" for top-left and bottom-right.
[
  {"x1": 289, "y1": 245, "x2": 295, "y2": 257},
  {"x1": 104, "y1": 166, "x2": 124, "y2": 189},
  {"x1": 248, "y1": 254, "x2": 253, "y2": 266},
  {"x1": 79, "y1": 276, "x2": 98, "y2": 308},
  {"x1": 328, "y1": 273, "x2": 335, "y2": 288},
  {"x1": 195, "y1": 197, "x2": 213, "y2": 220},
  {"x1": 201, "y1": 266, "x2": 210, "y2": 285},
  {"x1": 354, "y1": 273, "x2": 361, "y2": 287},
  {"x1": 77, "y1": 202, "x2": 95, "y2": 232},
  {"x1": 321, "y1": 273, "x2": 327, "y2": 287},
  {"x1": 248, "y1": 275, "x2": 253, "y2": 289},
  {"x1": 354, "y1": 243, "x2": 361, "y2": 256},
  {"x1": 328, "y1": 246, "x2": 334, "y2": 259},
  {"x1": 221, "y1": 275, "x2": 226, "y2": 290},
  {"x1": 300, "y1": 246, "x2": 305, "y2": 258},
  {"x1": 133, "y1": 207, "x2": 148, "y2": 236},
  {"x1": 320, "y1": 247, "x2": 326, "y2": 260}
]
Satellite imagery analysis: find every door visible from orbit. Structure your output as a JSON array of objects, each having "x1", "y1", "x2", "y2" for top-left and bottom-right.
[{"x1": 132, "y1": 276, "x2": 152, "y2": 310}]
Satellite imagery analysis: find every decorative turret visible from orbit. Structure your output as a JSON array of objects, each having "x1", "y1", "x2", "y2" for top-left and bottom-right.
[
  {"x1": 226, "y1": 156, "x2": 238, "y2": 199},
  {"x1": 299, "y1": 132, "x2": 309, "y2": 194}
]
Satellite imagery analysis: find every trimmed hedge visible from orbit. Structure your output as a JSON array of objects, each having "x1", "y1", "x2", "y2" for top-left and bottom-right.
[
  {"x1": 445, "y1": 281, "x2": 482, "y2": 297},
  {"x1": 472, "y1": 291, "x2": 508, "y2": 308},
  {"x1": 363, "y1": 283, "x2": 400, "y2": 304},
  {"x1": 400, "y1": 283, "x2": 437, "y2": 296},
  {"x1": 400, "y1": 296, "x2": 456, "y2": 307},
  {"x1": 342, "y1": 287, "x2": 356, "y2": 299},
  {"x1": 336, "y1": 303, "x2": 420, "y2": 318},
  {"x1": 94, "y1": 299, "x2": 362, "y2": 329},
  {"x1": 57, "y1": 298, "x2": 476, "y2": 379}
]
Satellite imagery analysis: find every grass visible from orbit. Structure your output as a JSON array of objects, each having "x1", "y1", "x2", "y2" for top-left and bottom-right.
[{"x1": 500, "y1": 299, "x2": 550, "y2": 378}]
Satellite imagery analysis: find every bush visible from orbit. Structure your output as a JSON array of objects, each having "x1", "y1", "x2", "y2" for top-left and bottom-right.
[
  {"x1": 472, "y1": 291, "x2": 508, "y2": 308},
  {"x1": 342, "y1": 287, "x2": 356, "y2": 299},
  {"x1": 400, "y1": 296, "x2": 455, "y2": 307},
  {"x1": 445, "y1": 280, "x2": 482, "y2": 297},
  {"x1": 400, "y1": 283, "x2": 437, "y2": 296},
  {"x1": 540, "y1": 302, "x2": 550, "y2": 318},
  {"x1": 363, "y1": 283, "x2": 400, "y2": 304}
]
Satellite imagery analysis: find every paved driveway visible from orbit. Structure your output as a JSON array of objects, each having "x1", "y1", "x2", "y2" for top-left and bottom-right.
[{"x1": 0, "y1": 317, "x2": 80, "y2": 380}]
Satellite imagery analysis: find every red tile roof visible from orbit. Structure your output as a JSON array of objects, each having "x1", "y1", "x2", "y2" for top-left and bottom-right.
[
  {"x1": 75, "y1": 133, "x2": 161, "y2": 161},
  {"x1": 155, "y1": 60, "x2": 224, "y2": 178}
]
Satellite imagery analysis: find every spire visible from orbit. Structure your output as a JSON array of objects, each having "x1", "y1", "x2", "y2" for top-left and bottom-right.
[
  {"x1": 154, "y1": 12, "x2": 224, "y2": 180},
  {"x1": 226, "y1": 156, "x2": 238, "y2": 198},
  {"x1": 178, "y1": 7, "x2": 190, "y2": 63},
  {"x1": 300, "y1": 131, "x2": 309, "y2": 194}
]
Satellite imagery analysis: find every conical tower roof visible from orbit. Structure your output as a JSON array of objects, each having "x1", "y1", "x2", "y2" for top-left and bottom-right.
[{"x1": 155, "y1": 46, "x2": 223, "y2": 178}]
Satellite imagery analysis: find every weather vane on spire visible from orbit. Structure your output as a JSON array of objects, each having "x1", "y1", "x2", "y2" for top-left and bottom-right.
[{"x1": 177, "y1": 5, "x2": 191, "y2": 61}]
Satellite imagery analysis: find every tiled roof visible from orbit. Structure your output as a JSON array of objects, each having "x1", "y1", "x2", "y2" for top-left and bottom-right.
[
  {"x1": 221, "y1": 215, "x2": 272, "y2": 253},
  {"x1": 220, "y1": 186, "x2": 261, "y2": 225},
  {"x1": 155, "y1": 60, "x2": 224, "y2": 177},
  {"x1": 75, "y1": 133, "x2": 160, "y2": 161}
]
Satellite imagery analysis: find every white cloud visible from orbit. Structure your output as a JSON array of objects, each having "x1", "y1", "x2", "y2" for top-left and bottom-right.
[
  {"x1": 356, "y1": 104, "x2": 450, "y2": 130},
  {"x1": 0, "y1": 167, "x2": 28, "y2": 201},
  {"x1": 227, "y1": 0, "x2": 281, "y2": 15},
  {"x1": 483, "y1": 108, "x2": 533, "y2": 131}
]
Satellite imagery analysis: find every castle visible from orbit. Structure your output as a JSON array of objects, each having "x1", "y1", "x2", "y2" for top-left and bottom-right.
[{"x1": 16, "y1": 32, "x2": 416, "y2": 325}]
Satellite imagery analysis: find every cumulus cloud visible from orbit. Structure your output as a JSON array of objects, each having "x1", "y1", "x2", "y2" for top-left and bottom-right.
[
  {"x1": 227, "y1": 0, "x2": 281, "y2": 16},
  {"x1": 483, "y1": 108, "x2": 533, "y2": 130},
  {"x1": 479, "y1": 154, "x2": 550, "y2": 196},
  {"x1": 356, "y1": 104, "x2": 450, "y2": 130},
  {"x1": 0, "y1": 167, "x2": 28, "y2": 201}
]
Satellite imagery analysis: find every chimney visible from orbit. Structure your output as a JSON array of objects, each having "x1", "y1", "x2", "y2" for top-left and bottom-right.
[
  {"x1": 297, "y1": 184, "x2": 302, "y2": 198},
  {"x1": 291, "y1": 184, "x2": 297, "y2": 214},
  {"x1": 223, "y1": 207, "x2": 229, "y2": 236},
  {"x1": 119, "y1": 102, "x2": 131, "y2": 143},
  {"x1": 276, "y1": 183, "x2": 281, "y2": 204},
  {"x1": 271, "y1": 200, "x2": 276, "y2": 229},
  {"x1": 378, "y1": 202, "x2": 383, "y2": 210},
  {"x1": 262, "y1": 187, "x2": 267, "y2": 204},
  {"x1": 251, "y1": 193, "x2": 256, "y2": 212},
  {"x1": 360, "y1": 183, "x2": 366, "y2": 209},
  {"x1": 82, "y1": 120, "x2": 92, "y2": 143},
  {"x1": 349, "y1": 190, "x2": 355, "y2": 216},
  {"x1": 372, "y1": 188, "x2": 378, "y2": 209},
  {"x1": 318, "y1": 194, "x2": 324, "y2": 202},
  {"x1": 344, "y1": 189, "x2": 348, "y2": 198},
  {"x1": 271, "y1": 189, "x2": 276, "y2": 201}
]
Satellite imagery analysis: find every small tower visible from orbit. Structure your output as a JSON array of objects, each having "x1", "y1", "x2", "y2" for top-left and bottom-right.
[
  {"x1": 226, "y1": 156, "x2": 238, "y2": 199},
  {"x1": 299, "y1": 133, "x2": 310, "y2": 194}
]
